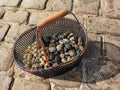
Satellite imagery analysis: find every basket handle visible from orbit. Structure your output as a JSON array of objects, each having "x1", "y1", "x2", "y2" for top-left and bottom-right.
[{"x1": 37, "y1": 8, "x2": 68, "y2": 30}]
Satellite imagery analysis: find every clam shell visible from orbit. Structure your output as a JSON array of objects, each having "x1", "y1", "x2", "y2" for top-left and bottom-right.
[
  {"x1": 49, "y1": 47, "x2": 56, "y2": 52},
  {"x1": 68, "y1": 49, "x2": 76, "y2": 57},
  {"x1": 56, "y1": 44, "x2": 63, "y2": 51}
]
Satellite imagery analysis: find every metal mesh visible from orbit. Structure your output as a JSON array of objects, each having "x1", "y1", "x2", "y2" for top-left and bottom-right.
[{"x1": 12, "y1": 16, "x2": 88, "y2": 77}]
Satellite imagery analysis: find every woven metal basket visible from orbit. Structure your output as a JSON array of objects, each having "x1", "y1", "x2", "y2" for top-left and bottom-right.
[{"x1": 12, "y1": 9, "x2": 88, "y2": 78}]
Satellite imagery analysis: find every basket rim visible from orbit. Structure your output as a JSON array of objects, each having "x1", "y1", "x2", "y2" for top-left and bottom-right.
[{"x1": 12, "y1": 19, "x2": 88, "y2": 73}]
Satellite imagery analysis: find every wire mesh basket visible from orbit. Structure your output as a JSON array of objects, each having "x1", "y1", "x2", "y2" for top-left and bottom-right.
[{"x1": 12, "y1": 9, "x2": 88, "y2": 78}]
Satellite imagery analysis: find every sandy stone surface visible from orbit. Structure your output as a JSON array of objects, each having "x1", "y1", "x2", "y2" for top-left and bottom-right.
[
  {"x1": 0, "y1": 8, "x2": 5, "y2": 18},
  {"x1": 0, "y1": 0, "x2": 21, "y2": 7},
  {"x1": 0, "y1": 71, "x2": 12, "y2": 90},
  {"x1": 73, "y1": 0, "x2": 100, "y2": 15},
  {"x1": 3, "y1": 10, "x2": 29, "y2": 23},
  {"x1": 0, "y1": 23, "x2": 10, "y2": 41},
  {"x1": 46, "y1": 0, "x2": 72, "y2": 11},
  {"x1": 21, "y1": 0, "x2": 47, "y2": 9},
  {"x1": 12, "y1": 77, "x2": 50, "y2": 90},
  {"x1": 101, "y1": 0, "x2": 120, "y2": 19},
  {"x1": 0, "y1": 0, "x2": 120, "y2": 90},
  {"x1": 0, "y1": 42, "x2": 13, "y2": 71},
  {"x1": 5, "y1": 24, "x2": 28, "y2": 43}
]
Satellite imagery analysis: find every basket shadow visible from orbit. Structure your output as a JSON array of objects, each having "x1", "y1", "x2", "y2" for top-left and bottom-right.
[{"x1": 49, "y1": 41, "x2": 120, "y2": 83}]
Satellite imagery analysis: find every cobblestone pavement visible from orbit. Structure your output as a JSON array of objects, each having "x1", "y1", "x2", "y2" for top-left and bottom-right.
[{"x1": 0, "y1": 0, "x2": 120, "y2": 90}]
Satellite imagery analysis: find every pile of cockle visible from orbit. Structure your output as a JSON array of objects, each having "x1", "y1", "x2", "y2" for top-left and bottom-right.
[{"x1": 23, "y1": 32, "x2": 84, "y2": 70}]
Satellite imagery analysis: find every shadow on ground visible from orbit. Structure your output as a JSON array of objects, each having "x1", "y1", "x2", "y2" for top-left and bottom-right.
[
  {"x1": 50, "y1": 41, "x2": 120, "y2": 83},
  {"x1": 15, "y1": 17, "x2": 120, "y2": 83}
]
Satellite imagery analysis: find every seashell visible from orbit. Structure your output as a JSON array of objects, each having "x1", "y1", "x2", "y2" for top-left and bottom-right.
[
  {"x1": 63, "y1": 32, "x2": 69, "y2": 38},
  {"x1": 67, "y1": 56, "x2": 71, "y2": 61},
  {"x1": 58, "y1": 35, "x2": 64, "y2": 40},
  {"x1": 43, "y1": 36, "x2": 51, "y2": 44},
  {"x1": 70, "y1": 41, "x2": 76, "y2": 44},
  {"x1": 74, "y1": 36, "x2": 78, "y2": 43},
  {"x1": 68, "y1": 49, "x2": 76, "y2": 57},
  {"x1": 67, "y1": 33, "x2": 74, "y2": 38},
  {"x1": 44, "y1": 63, "x2": 49, "y2": 68},
  {"x1": 27, "y1": 53, "x2": 33, "y2": 60},
  {"x1": 41, "y1": 60, "x2": 45, "y2": 65},
  {"x1": 49, "y1": 53, "x2": 54, "y2": 60},
  {"x1": 54, "y1": 37, "x2": 59, "y2": 42},
  {"x1": 23, "y1": 32, "x2": 84, "y2": 69},
  {"x1": 33, "y1": 53, "x2": 37, "y2": 57},
  {"x1": 63, "y1": 47, "x2": 68, "y2": 52},
  {"x1": 64, "y1": 43, "x2": 72, "y2": 50},
  {"x1": 27, "y1": 45, "x2": 32, "y2": 49},
  {"x1": 25, "y1": 49, "x2": 31, "y2": 54},
  {"x1": 23, "y1": 54, "x2": 28, "y2": 59},
  {"x1": 77, "y1": 50, "x2": 80, "y2": 55},
  {"x1": 52, "y1": 62, "x2": 58, "y2": 67},
  {"x1": 55, "y1": 56, "x2": 61, "y2": 64},
  {"x1": 78, "y1": 37, "x2": 82, "y2": 45},
  {"x1": 50, "y1": 38, "x2": 56, "y2": 43},
  {"x1": 41, "y1": 50, "x2": 44, "y2": 55},
  {"x1": 56, "y1": 44, "x2": 63, "y2": 51},
  {"x1": 31, "y1": 57, "x2": 36, "y2": 63},
  {"x1": 32, "y1": 63, "x2": 39, "y2": 70},
  {"x1": 24, "y1": 64, "x2": 30, "y2": 69},
  {"x1": 49, "y1": 46, "x2": 56, "y2": 53},
  {"x1": 63, "y1": 39, "x2": 69, "y2": 43},
  {"x1": 60, "y1": 53, "x2": 64, "y2": 58},
  {"x1": 49, "y1": 43, "x2": 56, "y2": 47},
  {"x1": 38, "y1": 53, "x2": 42, "y2": 57},
  {"x1": 23, "y1": 59, "x2": 28, "y2": 63},
  {"x1": 53, "y1": 33, "x2": 58, "y2": 38},
  {"x1": 64, "y1": 52, "x2": 69, "y2": 56},
  {"x1": 59, "y1": 40, "x2": 65, "y2": 44},
  {"x1": 24, "y1": 60, "x2": 31, "y2": 65},
  {"x1": 61, "y1": 58, "x2": 67, "y2": 63},
  {"x1": 32, "y1": 46, "x2": 37, "y2": 51},
  {"x1": 73, "y1": 44, "x2": 79, "y2": 50},
  {"x1": 42, "y1": 56, "x2": 46, "y2": 61},
  {"x1": 54, "y1": 51, "x2": 60, "y2": 56},
  {"x1": 69, "y1": 37, "x2": 75, "y2": 41},
  {"x1": 79, "y1": 46, "x2": 84, "y2": 51}
]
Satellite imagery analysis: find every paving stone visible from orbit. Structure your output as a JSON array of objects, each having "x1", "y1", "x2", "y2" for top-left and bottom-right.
[
  {"x1": 50, "y1": 82, "x2": 65, "y2": 90},
  {"x1": 29, "y1": 11, "x2": 83, "y2": 25},
  {"x1": 81, "y1": 37, "x2": 120, "y2": 83},
  {"x1": 46, "y1": 0, "x2": 72, "y2": 11},
  {"x1": 0, "y1": 42, "x2": 13, "y2": 71},
  {"x1": 29, "y1": 12, "x2": 54, "y2": 24},
  {"x1": 0, "y1": 0, "x2": 21, "y2": 7},
  {"x1": 0, "y1": 23, "x2": 10, "y2": 41},
  {"x1": 0, "y1": 71, "x2": 12, "y2": 90},
  {"x1": 0, "y1": 8, "x2": 5, "y2": 18},
  {"x1": 14, "y1": 65, "x2": 44, "y2": 82},
  {"x1": 87, "y1": 17, "x2": 120, "y2": 35},
  {"x1": 4, "y1": 10, "x2": 29, "y2": 23},
  {"x1": 65, "y1": 14, "x2": 84, "y2": 25},
  {"x1": 79, "y1": 83, "x2": 91, "y2": 90},
  {"x1": 21, "y1": 0, "x2": 47, "y2": 9},
  {"x1": 89, "y1": 74, "x2": 120, "y2": 90},
  {"x1": 73, "y1": 0, "x2": 100, "y2": 15},
  {"x1": 5, "y1": 24, "x2": 28, "y2": 43},
  {"x1": 7, "y1": 64, "x2": 14, "y2": 77},
  {"x1": 88, "y1": 75, "x2": 120, "y2": 90},
  {"x1": 49, "y1": 64, "x2": 82, "y2": 87},
  {"x1": 49, "y1": 76, "x2": 81, "y2": 87},
  {"x1": 65, "y1": 87, "x2": 79, "y2": 90},
  {"x1": 101, "y1": 0, "x2": 120, "y2": 19},
  {"x1": 87, "y1": 32, "x2": 120, "y2": 47},
  {"x1": 12, "y1": 77, "x2": 50, "y2": 90}
]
